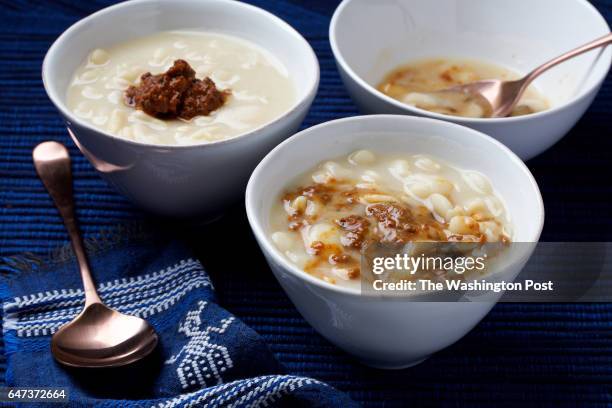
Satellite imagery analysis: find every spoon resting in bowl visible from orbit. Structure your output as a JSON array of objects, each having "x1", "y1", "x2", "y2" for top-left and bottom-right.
[
  {"x1": 435, "y1": 32, "x2": 612, "y2": 118},
  {"x1": 33, "y1": 141, "x2": 158, "y2": 368}
]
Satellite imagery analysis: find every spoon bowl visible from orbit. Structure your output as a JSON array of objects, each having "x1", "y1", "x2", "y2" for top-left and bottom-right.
[
  {"x1": 437, "y1": 79, "x2": 524, "y2": 118},
  {"x1": 52, "y1": 304, "x2": 158, "y2": 368}
]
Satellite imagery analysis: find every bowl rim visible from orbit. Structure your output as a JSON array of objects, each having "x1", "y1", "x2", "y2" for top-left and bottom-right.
[
  {"x1": 42, "y1": 0, "x2": 320, "y2": 149},
  {"x1": 245, "y1": 114, "x2": 545, "y2": 297},
  {"x1": 329, "y1": 0, "x2": 611, "y2": 124}
]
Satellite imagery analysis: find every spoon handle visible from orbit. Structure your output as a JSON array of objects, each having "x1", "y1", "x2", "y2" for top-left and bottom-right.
[
  {"x1": 33, "y1": 141, "x2": 101, "y2": 306},
  {"x1": 525, "y1": 32, "x2": 612, "y2": 85}
]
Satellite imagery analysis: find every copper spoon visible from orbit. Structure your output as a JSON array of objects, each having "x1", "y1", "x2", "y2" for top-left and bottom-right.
[
  {"x1": 33, "y1": 141, "x2": 158, "y2": 368},
  {"x1": 441, "y1": 32, "x2": 612, "y2": 117}
]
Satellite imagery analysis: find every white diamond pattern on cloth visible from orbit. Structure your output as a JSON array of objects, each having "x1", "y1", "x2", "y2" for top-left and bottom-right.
[{"x1": 3, "y1": 258, "x2": 212, "y2": 337}]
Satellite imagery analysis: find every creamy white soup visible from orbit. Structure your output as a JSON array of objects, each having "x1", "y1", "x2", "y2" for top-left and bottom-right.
[
  {"x1": 67, "y1": 31, "x2": 296, "y2": 145},
  {"x1": 270, "y1": 150, "x2": 512, "y2": 288},
  {"x1": 378, "y1": 58, "x2": 549, "y2": 118}
]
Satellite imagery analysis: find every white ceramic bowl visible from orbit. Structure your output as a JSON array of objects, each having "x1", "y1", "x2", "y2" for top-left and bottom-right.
[
  {"x1": 330, "y1": 0, "x2": 611, "y2": 160},
  {"x1": 43, "y1": 0, "x2": 319, "y2": 218},
  {"x1": 246, "y1": 115, "x2": 544, "y2": 368}
]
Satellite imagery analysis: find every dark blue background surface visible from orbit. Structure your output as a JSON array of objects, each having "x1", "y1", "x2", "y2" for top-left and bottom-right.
[{"x1": 1, "y1": 0, "x2": 611, "y2": 406}]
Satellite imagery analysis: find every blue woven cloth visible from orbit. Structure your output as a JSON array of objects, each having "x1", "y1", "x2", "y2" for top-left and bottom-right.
[
  {"x1": 1, "y1": 1, "x2": 612, "y2": 407},
  {"x1": 0, "y1": 231, "x2": 356, "y2": 407}
]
